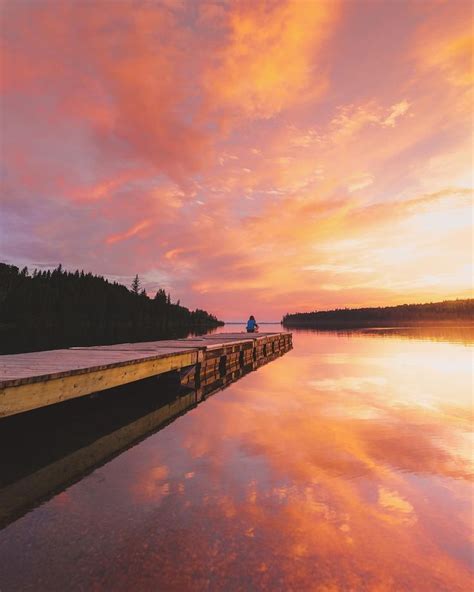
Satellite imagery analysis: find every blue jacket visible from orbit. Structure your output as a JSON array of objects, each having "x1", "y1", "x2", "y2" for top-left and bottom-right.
[{"x1": 246, "y1": 319, "x2": 257, "y2": 331}]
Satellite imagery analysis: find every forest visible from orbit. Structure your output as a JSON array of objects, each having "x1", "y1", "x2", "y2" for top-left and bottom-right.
[
  {"x1": 282, "y1": 299, "x2": 474, "y2": 329},
  {"x1": 0, "y1": 263, "x2": 223, "y2": 340}
]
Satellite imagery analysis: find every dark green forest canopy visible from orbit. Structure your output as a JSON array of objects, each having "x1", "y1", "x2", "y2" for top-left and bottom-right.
[
  {"x1": 0, "y1": 263, "x2": 223, "y2": 330},
  {"x1": 282, "y1": 299, "x2": 474, "y2": 328}
]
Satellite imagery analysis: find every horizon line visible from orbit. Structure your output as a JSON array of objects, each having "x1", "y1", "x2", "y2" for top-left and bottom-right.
[{"x1": 223, "y1": 321, "x2": 282, "y2": 324}]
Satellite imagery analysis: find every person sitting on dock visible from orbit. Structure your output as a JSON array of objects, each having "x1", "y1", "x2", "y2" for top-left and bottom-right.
[{"x1": 246, "y1": 315, "x2": 259, "y2": 333}]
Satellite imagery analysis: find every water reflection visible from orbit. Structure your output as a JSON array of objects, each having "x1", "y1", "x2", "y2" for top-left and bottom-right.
[
  {"x1": 0, "y1": 324, "x2": 219, "y2": 355},
  {"x1": 0, "y1": 327, "x2": 472, "y2": 591},
  {"x1": 290, "y1": 324, "x2": 474, "y2": 346},
  {"x1": 0, "y1": 347, "x2": 288, "y2": 530}
]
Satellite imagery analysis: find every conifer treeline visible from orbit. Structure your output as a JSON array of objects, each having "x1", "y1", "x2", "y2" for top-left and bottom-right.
[
  {"x1": 0, "y1": 263, "x2": 223, "y2": 330},
  {"x1": 282, "y1": 299, "x2": 474, "y2": 329}
]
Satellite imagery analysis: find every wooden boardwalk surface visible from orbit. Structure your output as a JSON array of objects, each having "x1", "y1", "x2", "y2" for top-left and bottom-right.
[{"x1": 0, "y1": 332, "x2": 292, "y2": 417}]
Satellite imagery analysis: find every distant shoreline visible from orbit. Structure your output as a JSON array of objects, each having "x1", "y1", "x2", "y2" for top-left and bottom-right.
[
  {"x1": 283, "y1": 319, "x2": 474, "y2": 331},
  {"x1": 282, "y1": 298, "x2": 474, "y2": 330},
  {"x1": 282, "y1": 319, "x2": 474, "y2": 330}
]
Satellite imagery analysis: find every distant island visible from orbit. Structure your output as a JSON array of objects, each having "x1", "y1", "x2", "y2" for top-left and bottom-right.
[
  {"x1": 0, "y1": 263, "x2": 223, "y2": 354},
  {"x1": 282, "y1": 299, "x2": 474, "y2": 329}
]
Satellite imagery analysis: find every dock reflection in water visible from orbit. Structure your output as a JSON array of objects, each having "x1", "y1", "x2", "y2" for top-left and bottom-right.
[
  {"x1": 0, "y1": 346, "x2": 290, "y2": 531},
  {"x1": 0, "y1": 326, "x2": 472, "y2": 592}
]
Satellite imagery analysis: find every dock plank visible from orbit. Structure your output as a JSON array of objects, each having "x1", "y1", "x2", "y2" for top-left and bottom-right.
[
  {"x1": 71, "y1": 340, "x2": 207, "y2": 351},
  {"x1": 0, "y1": 347, "x2": 197, "y2": 386}
]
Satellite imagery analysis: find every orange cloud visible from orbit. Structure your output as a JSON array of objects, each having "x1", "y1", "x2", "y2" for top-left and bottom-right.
[
  {"x1": 202, "y1": 0, "x2": 340, "y2": 120},
  {"x1": 413, "y1": 4, "x2": 474, "y2": 88},
  {"x1": 164, "y1": 248, "x2": 187, "y2": 260},
  {"x1": 106, "y1": 220, "x2": 151, "y2": 245}
]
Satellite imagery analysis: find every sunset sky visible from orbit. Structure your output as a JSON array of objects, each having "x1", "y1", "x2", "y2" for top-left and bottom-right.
[{"x1": 1, "y1": 0, "x2": 472, "y2": 320}]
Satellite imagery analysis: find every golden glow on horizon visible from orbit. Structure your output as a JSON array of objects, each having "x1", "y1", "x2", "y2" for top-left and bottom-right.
[{"x1": 0, "y1": 0, "x2": 472, "y2": 317}]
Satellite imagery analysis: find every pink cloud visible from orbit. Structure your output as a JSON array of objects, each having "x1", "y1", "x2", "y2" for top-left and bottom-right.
[{"x1": 0, "y1": 0, "x2": 472, "y2": 319}]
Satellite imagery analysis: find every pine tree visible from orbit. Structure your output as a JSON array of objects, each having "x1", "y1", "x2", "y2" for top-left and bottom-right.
[{"x1": 131, "y1": 274, "x2": 141, "y2": 295}]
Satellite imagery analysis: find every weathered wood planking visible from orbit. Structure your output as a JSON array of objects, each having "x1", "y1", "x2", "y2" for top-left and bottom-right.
[
  {"x1": 0, "y1": 332, "x2": 292, "y2": 418},
  {"x1": 0, "y1": 347, "x2": 200, "y2": 385},
  {"x1": 0, "y1": 350, "x2": 199, "y2": 418}
]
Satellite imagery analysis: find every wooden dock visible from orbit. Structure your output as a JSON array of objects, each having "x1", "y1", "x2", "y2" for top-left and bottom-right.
[{"x1": 0, "y1": 332, "x2": 292, "y2": 418}]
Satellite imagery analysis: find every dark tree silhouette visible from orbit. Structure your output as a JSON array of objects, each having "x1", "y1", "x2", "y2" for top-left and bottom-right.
[
  {"x1": 282, "y1": 299, "x2": 474, "y2": 329},
  {"x1": 0, "y1": 263, "x2": 223, "y2": 335},
  {"x1": 131, "y1": 274, "x2": 141, "y2": 295}
]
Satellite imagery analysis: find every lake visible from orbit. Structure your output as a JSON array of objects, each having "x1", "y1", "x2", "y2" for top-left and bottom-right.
[{"x1": 0, "y1": 325, "x2": 472, "y2": 591}]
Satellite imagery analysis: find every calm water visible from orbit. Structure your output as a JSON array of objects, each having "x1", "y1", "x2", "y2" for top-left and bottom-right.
[{"x1": 0, "y1": 325, "x2": 473, "y2": 591}]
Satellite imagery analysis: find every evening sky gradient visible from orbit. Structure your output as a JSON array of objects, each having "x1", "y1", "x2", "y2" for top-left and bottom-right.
[{"x1": 1, "y1": 0, "x2": 472, "y2": 319}]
